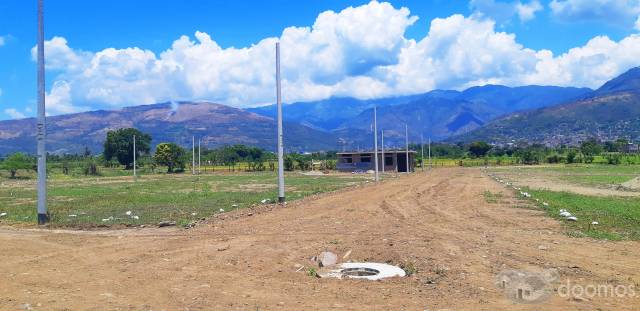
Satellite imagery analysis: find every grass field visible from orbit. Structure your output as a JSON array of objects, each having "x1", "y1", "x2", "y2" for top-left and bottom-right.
[
  {"x1": 0, "y1": 172, "x2": 369, "y2": 227},
  {"x1": 489, "y1": 164, "x2": 640, "y2": 240},
  {"x1": 493, "y1": 164, "x2": 640, "y2": 188},
  {"x1": 523, "y1": 189, "x2": 640, "y2": 240}
]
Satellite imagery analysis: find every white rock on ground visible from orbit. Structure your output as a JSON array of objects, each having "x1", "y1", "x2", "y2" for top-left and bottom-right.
[
  {"x1": 0, "y1": 212, "x2": 7, "y2": 217},
  {"x1": 560, "y1": 211, "x2": 572, "y2": 217},
  {"x1": 566, "y1": 216, "x2": 578, "y2": 221},
  {"x1": 318, "y1": 251, "x2": 338, "y2": 267}
]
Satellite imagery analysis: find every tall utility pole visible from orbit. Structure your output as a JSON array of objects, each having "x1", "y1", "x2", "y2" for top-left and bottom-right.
[
  {"x1": 36, "y1": 0, "x2": 48, "y2": 224},
  {"x1": 276, "y1": 42, "x2": 285, "y2": 203},
  {"x1": 405, "y1": 124, "x2": 409, "y2": 173},
  {"x1": 381, "y1": 130, "x2": 385, "y2": 174},
  {"x1": 421, "y1": 134, "x2": 424, "y2": 172},
  {"x1": 373, "y1": 106, "x2": 379, "y2": 182},
  {"x1": 428, "y1": 137, "x2": 432, "y2": 169},
  {"x1": 133, "y1": 135, "x2": 136, "y2": 180},
  {"x1": 192, "y1": 136, "x2": 195, "y2": 175},
  {"x1": 198, "y1": 138, "x2": 201, "y2": 174}
]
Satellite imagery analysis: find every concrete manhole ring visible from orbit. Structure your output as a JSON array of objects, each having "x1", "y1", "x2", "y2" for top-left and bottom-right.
[{"x1": 318, "y1": 262, "x2": 406, "y2": 280}]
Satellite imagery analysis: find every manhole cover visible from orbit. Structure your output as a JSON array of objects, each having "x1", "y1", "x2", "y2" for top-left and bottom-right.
[
  {"x1": 341, "y1": 267, "x2": 380, "y2": 277},
  {"x1": 318, "y1": 262, "x2": 406, "y2": 280}
]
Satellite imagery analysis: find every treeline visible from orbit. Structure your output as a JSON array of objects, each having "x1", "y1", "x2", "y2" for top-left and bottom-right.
[
  {"x1": 410, "y1": 138, "x2": 637, "y2": 165},
  {"x1": 5, "y1": 128, "x2": 636, "y2": 178},
  {"x1": 0, "y1": 128, "x2": 339, "y2": 178}
]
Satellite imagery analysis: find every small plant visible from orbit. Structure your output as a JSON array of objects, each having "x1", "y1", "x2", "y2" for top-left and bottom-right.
[
  {"x1": 401, "y1": 261, "x2": 417, "y2": 276},
  {"x1": 483, "y1": 191, "x2": 502, "y2": 204},
  {"x1": 307, "y1": 267, "x2": 318, "y2": 278},
  {"x1": 432, "y1": 265, "x2": 448, "y2": 276}
]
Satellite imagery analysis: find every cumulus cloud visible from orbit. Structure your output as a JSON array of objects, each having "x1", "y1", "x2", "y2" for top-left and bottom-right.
[
  {"x1": 4, "y1": 108, "x2": 26, "y2": 119},
  {"x1": 550, "y1": 0, "x2": 640, "y2": 27},
  {"x1": 35, "y1": 0, "x2": 640, "y2": 115},
  {"x1": 470, "y1": 0, "x2": 543, "y2": 23},
  {"x1": 516, "y1": 1, "x2": 544, "y2": 21}
]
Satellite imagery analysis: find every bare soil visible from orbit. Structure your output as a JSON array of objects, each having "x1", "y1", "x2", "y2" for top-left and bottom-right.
[
  {"x1": 494, "y1": 169, "x2": 640, "y2": 197},
  {"x1": 0, "y1": 168, "x2": 639, "y2": 310}
]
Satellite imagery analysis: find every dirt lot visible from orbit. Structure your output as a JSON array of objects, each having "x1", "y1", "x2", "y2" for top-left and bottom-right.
[{"x1": 1, "y1": 167, "x2": 639, "y2": 310}]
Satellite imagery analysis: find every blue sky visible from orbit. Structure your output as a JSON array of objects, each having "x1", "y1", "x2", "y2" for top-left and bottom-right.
[{"x1": 1, "y1": 0, "x2": 640, "y2": 119}]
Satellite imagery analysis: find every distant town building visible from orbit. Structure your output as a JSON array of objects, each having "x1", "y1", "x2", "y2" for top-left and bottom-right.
[
  {"x1": 336, "y1": 150, "x2": 417, "y2": 173},
  {"x1": 622, "y1": 143, "x2": 639, "y2": 153}
]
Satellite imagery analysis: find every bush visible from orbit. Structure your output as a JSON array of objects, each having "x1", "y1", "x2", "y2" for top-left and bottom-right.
[
  {"x1": 83, "y1": 160, "x2": 99, "y2": 176},
  {"x1": 284, "y1": 156, "x2": 295, "y2": 171},
  {"x1": 545, "y1": 154, "x2": 564, "y2": 164},
  {"x1": 297, "y1": 158, "x2": 311, "y2": 171},
  {"x1": 606, "y1": 153, "x2": 622, "y2": 165},
  {"x1": 566, "y1": 150, "x2": 578, "y2": 164}
]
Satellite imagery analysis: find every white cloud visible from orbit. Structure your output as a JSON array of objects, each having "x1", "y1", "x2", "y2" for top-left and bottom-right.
[
  {"x1": 0, "y1": 36, "x2": 5, "y2": 46},
  {"x1": 516, "y1": 1, "x2": 543, "y2": 21},
  {"x1": 34, "y1": 1, "x2": 640, "y2": 115},
  {"x1": 470, "y1": 0, "x2": 543, "y2": 23},
  {"x1": 550, "y1": 0, "x2": 640, "y2": 27},
  {"x1": 4, "y1": 108, "x2": 26, "y2": 119},
  {"x1": 523, "y1": 35, "x2": 640, "y2": 87},
  {"x1": 45, "y1": 80, "x2": 88, "y2": 114}
]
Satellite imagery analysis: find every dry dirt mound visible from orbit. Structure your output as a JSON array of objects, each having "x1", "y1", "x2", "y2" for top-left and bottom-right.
[
  {"x1": 621, "y1": 176, "x2": 640, "y2": 190},
  {"x1": 0, "y1": 168, "x2": 638, "y2": 310}
]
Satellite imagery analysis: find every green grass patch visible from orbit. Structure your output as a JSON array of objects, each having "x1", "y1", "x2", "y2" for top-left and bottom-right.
[
  {"x1": 492, "y1": 164, "x2": 640, "y2": 188},
  {"x1": 558, "y1": 174, "x2": 634, "y2": 187},
  {"x1": 0, "y1": 172, "x2": 366, "y2": 227},
  {"x1": 483, "y1": 190, "x2": 503, "y2": 204},
  {"x1": 527, "y1": 189, "x2": 640, "y2": 240}
]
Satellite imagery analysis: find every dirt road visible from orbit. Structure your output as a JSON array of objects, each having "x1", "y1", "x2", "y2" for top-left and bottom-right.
[{"x1": 1, "y1": 168, "x2": 638, "y2": 310}]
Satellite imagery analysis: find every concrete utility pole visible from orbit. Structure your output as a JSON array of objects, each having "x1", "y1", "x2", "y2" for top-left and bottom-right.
[
  {"x1": 276, "y1": 42, "x2": 285, "y2": 203},
  {"x1": 36, "y1": 0, "x2": 48, "y2": 224},
  {"x1": 192, "y1": 136, "x2": 195, "y2": 175},
  {"x1": 421, "y1": 134, "x2": 424, "y2": 172},
  {"x1": 133, "y1": 135, "x2": 136, "y2": 180},
  {"x1": 381, "y1": 129, "x2": 385, "y2": 174},
  {"x1": 198, "y1": 138, "x2": 201, "y2": 174},
  {"x1": 429, "y1": 137, "x2": 432, "y2": 169},
  {"x1": 405, "y1": 124, "x2": 409, "y2": 173},
  {"x1": 373, "y1": 106, "x2": 379, "y2": 182}
]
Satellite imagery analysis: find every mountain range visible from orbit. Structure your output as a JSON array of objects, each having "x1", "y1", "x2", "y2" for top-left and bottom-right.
[
  {"x1": 454, "y1": 67, "x2": 640, "y2": 145},
  {"x1": 0, "y1": 102, "x2": 336, "y2": 155},
  {"x1": 5, "y1": 66, "x2": 640, "y2": 155}
]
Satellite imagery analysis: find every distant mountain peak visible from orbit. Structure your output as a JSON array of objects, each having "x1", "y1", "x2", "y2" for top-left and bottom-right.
[{"x1": 595, "y1": 66, "x2": 640, "y2": 95}]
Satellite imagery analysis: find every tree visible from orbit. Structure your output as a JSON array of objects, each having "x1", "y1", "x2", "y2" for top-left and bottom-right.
[
  {"x1": 154, "y1": 143, "x2": 186, "y2": 173},
  {"x1": 580, "y1": 138, "x2": 602, "y2": 163},
  {"x1": 468, "y1": 141, "x2": 492, "y2": 158},
  {"x1": 1, "y1": 153, "x2": 34, "y2": 178},
  {"x1": 103, "y1": 128, "x2": 151, "y2": 169}
]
